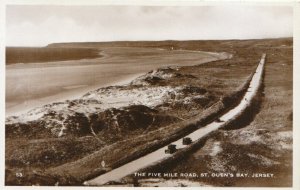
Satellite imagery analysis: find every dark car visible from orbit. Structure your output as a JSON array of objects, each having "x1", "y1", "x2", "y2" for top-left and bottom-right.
[
  {"x1": 165, "y1": 144, "x2": 177, "y2": 154},
  {"x1": 182, "y1": 137, "x2": 192, "y2": 145}
]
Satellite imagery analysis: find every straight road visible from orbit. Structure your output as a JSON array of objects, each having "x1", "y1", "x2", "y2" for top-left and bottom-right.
[{"x1": 84, "y1": 53, "x2": 266, "y2": 186}]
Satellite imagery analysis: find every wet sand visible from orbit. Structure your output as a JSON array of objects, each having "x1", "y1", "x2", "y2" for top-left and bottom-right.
[{"x1": 6, "y1": 47, "x2": 225, "y2": 116}]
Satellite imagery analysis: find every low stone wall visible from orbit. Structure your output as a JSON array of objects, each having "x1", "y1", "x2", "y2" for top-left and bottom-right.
[
  {"x1": 82, "y1": 61, "x2": 258, "y2": 184},
  {"x1": 139, "y1": 55, "x2": 265, "y2": 178}
]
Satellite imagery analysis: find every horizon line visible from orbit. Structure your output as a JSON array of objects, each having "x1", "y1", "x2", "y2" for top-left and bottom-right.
[{"x1": 6, "y1": 36, "x2": 293, "y2": 48}]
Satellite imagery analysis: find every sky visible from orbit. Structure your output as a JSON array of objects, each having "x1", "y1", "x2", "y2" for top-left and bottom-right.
[{"x1": 6, "y1": 5, "x2": 293, "y2": 46}]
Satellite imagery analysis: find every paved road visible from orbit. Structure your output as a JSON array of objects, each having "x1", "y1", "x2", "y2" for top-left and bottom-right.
[{"x1": 84, "y1": 54, "x2": 266, "y2": 186}]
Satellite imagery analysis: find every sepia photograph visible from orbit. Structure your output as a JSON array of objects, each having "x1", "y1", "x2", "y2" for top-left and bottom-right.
[{"x1": 2, "y1": 1, "x2": 297, "y2": 188}]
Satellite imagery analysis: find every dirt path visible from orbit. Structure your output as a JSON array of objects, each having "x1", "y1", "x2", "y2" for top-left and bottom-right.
[{"x1": 84, "y1": 54, "x2": 266, "y2": 186}]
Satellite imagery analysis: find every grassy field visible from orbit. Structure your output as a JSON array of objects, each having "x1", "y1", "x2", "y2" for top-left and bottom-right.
[
  {"x1": 6, "y1": 53, "x2": 249, "y2": 185},
  {"x1": 142, "y1": 39, "x2": 293, "y2": 187},
  {"x1": 5, "y1": 38, "x2": 292, "y2": 186},
  {"x1": 6, "y1": 47, "x2": 101, "y2": 64}
]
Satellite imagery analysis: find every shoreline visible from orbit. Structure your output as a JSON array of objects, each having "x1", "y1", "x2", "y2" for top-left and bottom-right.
[
  {"x1": 6, "y1": 49, "x2": 229, "y2": 117},
  {"x1": 5, "y1": 73, "x2": 144, "y2": 117},
  {"x1": 4, "y1": 38, "x2": 293, "y2": 187}
]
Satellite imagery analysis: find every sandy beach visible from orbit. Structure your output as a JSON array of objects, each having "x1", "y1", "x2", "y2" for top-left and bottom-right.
[{"x1": 6, "y1": 47, "x2": 224, "y2": 116}]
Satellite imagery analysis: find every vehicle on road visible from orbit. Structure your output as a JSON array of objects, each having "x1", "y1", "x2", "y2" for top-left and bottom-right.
[
  {"x1": 182, "y1": 137, "x2": 192, "y2": 145},
  {"x1": 165, "y1": 144, "x2": 177, "y2": 154}
]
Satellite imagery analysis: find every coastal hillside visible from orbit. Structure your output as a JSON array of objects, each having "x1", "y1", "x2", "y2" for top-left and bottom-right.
[{"x1": 5, "y1": 38, "x2": 292, "y2": 186}]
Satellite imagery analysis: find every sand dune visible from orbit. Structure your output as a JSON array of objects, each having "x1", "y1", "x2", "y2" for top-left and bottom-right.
[{"x1": 6, "y1": 47, "x2": 227, "y2": 116}]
